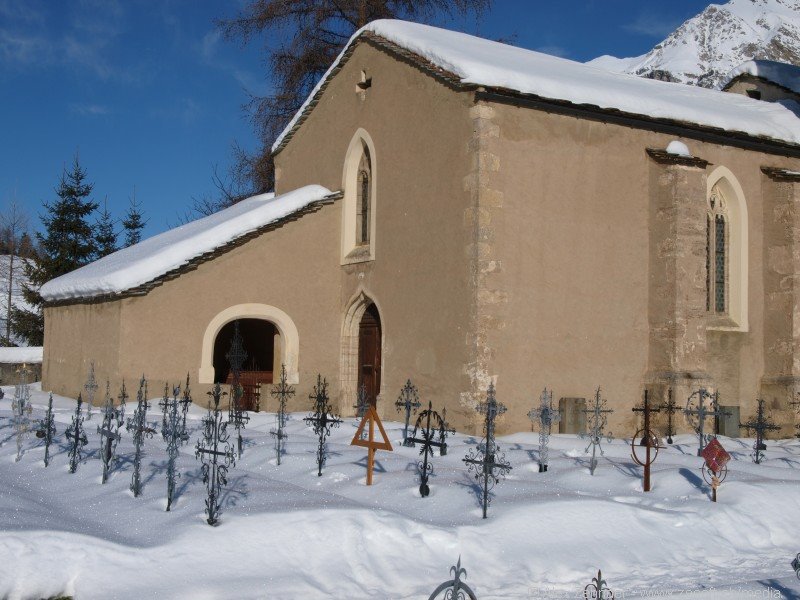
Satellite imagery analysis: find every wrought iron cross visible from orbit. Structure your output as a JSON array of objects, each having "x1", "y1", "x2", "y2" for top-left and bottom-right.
[
  {"x1": 226, "y1": 321, "x2": 250, "y2": 458},
  {"x1": 579, "y1": 387, "x2": 614, "y2": 476},
  {"x1": 270, "y1": 364, "x2": 295, "y2": 465},
  {"x1": 631, "y1": 390, "x2": 661, "y2": 492},
  {"x1": 659, "y1": 387, "x2": 678, "y2": 444},
  {"x1": 36, "y1": 392, "x2": 56, "y2": 467},
  {"x1": 463, "y1": 383, "x2": 512, "y2": 518},
  {"x1": 195, "y1": 384, "x2": 236, "y2": 526},
  {"x1": 395, "y1": 379, "x2": 421, "y2": 447},
  {"x1": 164, "y1": 383, "x2": 188, "y2": 511},
  {"x1": 97, "y1": 382, "x2": 125, "y2": 484},
  {"x1": 428, "y1": 556, "x2": 478, "y2": 600},
  {"x1": 66, "y1": 393, "x2": 88, "y2": 474},
  {"x1": 528, "y1": 388, "x2": 561, "y2": 472},
  {"x1": 126, "y1": 376, "x2": 154, "y2": 497},
  {"x1": 684, "y1": 388, "x2": 729, "y2": 456},
  {"x1": 438, "y1": 407, "x2": 455, "y2": 456},
  {"x1": 353, "y1": 383, "x2": 370, "y2": 420},
  {"x1": 739, "y1": 399, "x2": 780, "y2": 464},
  {"x1": 83, "y1": 360, "x2": 98, "y2": 421},
  {"x1": 303, "y1": 374, "x2": 342, "y2": 476},
  {"x1": 408, "y1": 400, "x2": 447, "y2": 497},
  {"x1": 584, "y1": 569, "x2": 614, "y2": 599},
  {"x1": 179, "y1": 372, "x2": 192, "y2": 441}
]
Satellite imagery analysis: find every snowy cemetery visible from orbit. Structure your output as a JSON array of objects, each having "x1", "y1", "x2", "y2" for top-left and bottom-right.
[{"x1": 0, "y1": 332, "x2": 800, "y2": 599}]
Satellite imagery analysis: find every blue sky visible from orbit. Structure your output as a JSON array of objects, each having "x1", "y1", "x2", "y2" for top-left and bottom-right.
[{"x1": 0, "y1": 0, "x2": 711, "y2": 240}]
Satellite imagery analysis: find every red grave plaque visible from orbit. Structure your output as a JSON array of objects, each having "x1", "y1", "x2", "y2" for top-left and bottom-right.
[{"x1": 701, "y1": 437, "x2": 731, "y2": 473}]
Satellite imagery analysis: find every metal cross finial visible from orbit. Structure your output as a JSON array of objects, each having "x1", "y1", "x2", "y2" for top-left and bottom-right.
[
  {"x1": 528, "y1": 387, "x2": 561, "y2": 472},
  {"x1": 792, "y1": 553, "x2": 800, "y2": 580},
  {"x1": 83, "y1": 361, "x2": 98, "y2": 421},
  {"x1": 684, "y1": 388, "x2": 730, "y2": 456},
  {"x1": 579, "y1": 387, "x2": 614, "y2": 475},
  {"x1": 659, "y1": 387, "x2": 678, "y2": 444},
  {"x1": 36, "y1": 392, "x2": 56, "y2": 467},
  {"x1": 303, "y1": 374, "x2": 342, "y2": 476},
  {"x1": 163, "y1": 381, "x2": 188, "y2": 511},
  {"x1": 408, "y1": 400, "x2": 447, "y2": 497},
  {"x1": 464, "y1": 383, "x2": 512, "y2": 518},
  {"x1": 584, "y1": 569, "x2": 614, "y2": 599},
  {"x1": 195, "y1": 384, "x2": 236, "y2": 525},
  {"x1": 395, "y1": 379, "x2": 421, "y2": 447},
  {"x1": 270, "y1": 364, "x2": 295, "y2": 465},
  {"x1": 66, "y1": 393, "x2": 88, "y2": 473},
  {"x1": 97, "y1": 382, "x2": 125, "y2": 484},
  {"x1": 428, "y1": 555, "x2": 478, "y2": 600},
  {"x1": 631, "y1": 390, "x2": 661, "y2": 492},
  {"x1": 126, "y1": 375, "x2": 154, "y2": 497},
  {"x1": 739, "y1": 399, "x2": 780, "y2": 464}
]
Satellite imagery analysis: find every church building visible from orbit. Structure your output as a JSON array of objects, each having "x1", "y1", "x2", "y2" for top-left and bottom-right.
[{"x1": 40, "y1": 20, "x2": 800, "y2": 436}]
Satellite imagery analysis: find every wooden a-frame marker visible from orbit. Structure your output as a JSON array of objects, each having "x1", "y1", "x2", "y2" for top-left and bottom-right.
[{"x1": 351, "y1": 406, "x2": 393, "y2": 485}]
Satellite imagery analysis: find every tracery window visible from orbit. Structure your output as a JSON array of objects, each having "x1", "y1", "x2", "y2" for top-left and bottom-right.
[{"x1": 706, "y1": 186, "x2": 728, "y2": 314}]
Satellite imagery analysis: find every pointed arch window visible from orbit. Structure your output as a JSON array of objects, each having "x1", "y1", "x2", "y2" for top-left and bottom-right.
[
  {"x1": 706, "y1": 186, "x2": 728, "y2": 314},
  {"x1": 356, "y1": 151, "x2": 371, "y2": 246}
]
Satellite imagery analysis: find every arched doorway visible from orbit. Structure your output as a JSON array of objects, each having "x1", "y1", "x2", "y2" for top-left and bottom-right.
[
  {"x1": 358, "y1": 304, "x2": 382, "y2": 407},
  {"x1": 212, "y1": 318, "x2": 279, "y2": 411}
]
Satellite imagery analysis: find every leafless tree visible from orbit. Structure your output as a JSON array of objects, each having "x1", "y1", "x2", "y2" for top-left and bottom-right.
[{"x1": 0, "y1": 197, "x2": 31, "y2": 345}]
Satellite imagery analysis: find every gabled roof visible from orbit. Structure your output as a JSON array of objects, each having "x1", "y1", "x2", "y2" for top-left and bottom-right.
[
  {"x1": 41, "y1": 185, "x2": 336, "y2": 303},
  {"x1": 272, "y1": 19, "x2": 800, "y2": 154},
  {"x1": 721, "y1": 60, "x2": 800, "y2": 95}
]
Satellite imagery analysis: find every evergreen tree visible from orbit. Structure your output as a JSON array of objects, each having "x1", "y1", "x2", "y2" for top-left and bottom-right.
[
  {"x1": 95, "y1": 197, "x2": 118, "y2": 257},
  {"x1": 122, "y1": 191, "x2": 147, "y2": 248},
  {"x1": 11, "y1": 156, "x2": 99, "y2": 345}
]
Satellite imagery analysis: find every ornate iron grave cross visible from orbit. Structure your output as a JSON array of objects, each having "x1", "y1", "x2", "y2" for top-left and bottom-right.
[
  {"x1": 353, "y1": 383, "x2": 369, "y2": 420},
  {"x1": 684, "y1": 388, "x2": 730, "y2": 456},
  {"x1": 164, "y1": 383, "x2": 189, "y2": 511},
  {"x1": 97, "y1": 382, "x2": 125, "y2": 484},
  {"x1": 11, "y1": 364, "x2": 32, "y2": 462},
  {"x1": 438, "y1": 407, "x2": 455, "y2": 456},
  {"x1": 66, "y1": 393, "x2": 89, "y2": 473},
  {"x1": 463, "y1": 383, "x2": 512, "y2": 519},
  {"x1": 227, "y1": 321, "x2": 250, "y2": 458},
  {"x1": 579, "y1": 387, "x2": 614, "y2": 476},
  {"x1": 428, "y1": 556, "x2": 478, "y2": 600},
  {"x1": 179, "y1": 373, "x2": 192, "y2": 440},
  {"x1": 792, "y1": 553, "x2": 800, "y2": 580},
  {"x1": 36, "y1": 392, "x2": 56, "y2": 467},
  {"x1": 528, "y1": 388, "x2": 562, "y2": 472},
  {"x1": 631, "y1": 390, "x2": 661, "y2": 492},
  {"x1": 270, "y1": 364, "x2": 295, "y2": 465},
  {"x1": 126, "y1": 376, "x2": 155, "y2": 497},
  {"x1": 195, "y1": 383, "x2": 236, "y2": 526},
  {"x1": 659, "y1": 387, "x2": 678, "y2": 444},
  {"x1": 701, "y1": 437, "x2": 730, "y2": 503},
  {"x1": 408, "y1": 400, "x2": 447, "y2": 497},
  {"x1": 83, "y1": 360, "x2": 98, "y2": 421},
  {"x1": 584, "y1": 569, "x2": 614, "y2": 599},
  {"x1": 739, "y1": 398, "x2": 780, "y2": 464},
  {"x1": 396, "y1": 379, "x2": 421, "y2": 447},
  {"x1": 304, "y1": 375, "x2": 342, "y2": 476}
]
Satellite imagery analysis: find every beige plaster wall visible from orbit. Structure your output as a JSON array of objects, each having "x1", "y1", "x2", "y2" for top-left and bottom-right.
[{"x1": 275, "y1": 41, "x2": 477, "y2": 427}]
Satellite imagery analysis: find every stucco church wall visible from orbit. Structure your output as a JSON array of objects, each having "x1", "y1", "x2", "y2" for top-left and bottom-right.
[
  {"x1": 43, "y1": 301, "x2": 122, "y2": 398},
  {"x1": 275, "y1": 42, "x2": 477, "y2": 427},
  {"x1": 483, "y1": 98, "x2": 800, "y2": 435}
]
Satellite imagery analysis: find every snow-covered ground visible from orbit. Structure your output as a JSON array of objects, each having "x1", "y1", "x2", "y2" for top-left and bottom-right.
[{"x1": 1, "y1": 385, "x2": 799, "y2": 599}]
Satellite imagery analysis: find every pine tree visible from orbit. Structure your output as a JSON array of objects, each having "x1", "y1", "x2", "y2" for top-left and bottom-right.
[
  {"x1": 122, "y1": 191, "x2": 147, "y2": 248},
  {"x1": 11, "y1": 156, "x2": 99, "y2": 346},
  {"x1": 218, "y1": 0, "x2": 491, "y2": 195},
  {"x1": 95, "y1": 197, "x2": 118, "y2": 258}
]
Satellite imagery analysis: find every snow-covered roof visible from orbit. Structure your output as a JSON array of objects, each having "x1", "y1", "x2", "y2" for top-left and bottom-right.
[
  {"x1": 40, "y1": 185, "x2": 334, "y2": 302},
  {"x1": 0, "y1": 346, "x2": 42, "y2": 364},
  {"x1": 721, "y1": 59, "x2": 800, "y2": 95},
  {"x1": 273, "y1": 19, "x2": 800, "y2": 152}
]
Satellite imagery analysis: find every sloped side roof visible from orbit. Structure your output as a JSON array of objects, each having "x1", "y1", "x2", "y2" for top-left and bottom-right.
[
  {"x1": 721, "y1": 59, "x2": 800, "y2": 95},
  {"x1": 41, "y1": 185, "x2": 335, "y2": 303},
  {"x1": 272, "y1": 19, "x2": 800, "y2": 154}
]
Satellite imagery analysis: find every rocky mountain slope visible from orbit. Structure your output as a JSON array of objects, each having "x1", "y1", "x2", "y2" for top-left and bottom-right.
[{"x1": 588, "y1": 0, "x2": 800, "y2": 88}]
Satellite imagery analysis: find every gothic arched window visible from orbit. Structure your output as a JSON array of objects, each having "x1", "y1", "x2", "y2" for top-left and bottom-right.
[
  {"x1": 356, "y1": 151, "x2": 371, "y2": 246},
  {"x1": 706, "y1": 186, "x2": 728, "y2": 314}
]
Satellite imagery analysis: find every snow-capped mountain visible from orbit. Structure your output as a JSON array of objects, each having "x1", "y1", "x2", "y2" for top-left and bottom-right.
[{"x1": 588, "y1": 0, "x2": 800, "y2": 88}]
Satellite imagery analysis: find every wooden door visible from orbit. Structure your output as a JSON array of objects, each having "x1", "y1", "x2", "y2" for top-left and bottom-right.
[{"x1": 358, "y1": 304, "x2": 382, "y2": 407}]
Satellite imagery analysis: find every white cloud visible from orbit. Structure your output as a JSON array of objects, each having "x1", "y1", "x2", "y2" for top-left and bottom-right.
[
  {"x1": 69, "y1": 103, "x2": 112, "y2": 116},
  {"x1": 623, "y1": 12, "x2": 683, "y2": 38}
]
